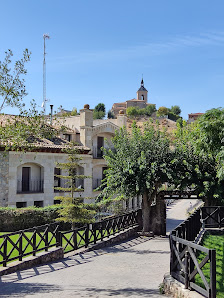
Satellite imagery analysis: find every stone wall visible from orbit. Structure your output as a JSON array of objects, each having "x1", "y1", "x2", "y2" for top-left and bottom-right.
[
  {"x1": 0, "y1": 152, "x2": 9, "y2": 207},
  {"x1": 0, "y1": 247, "x2": 64, "y2": 277},
  {"x1": 163, "y1": 274, "x2": 203, "y2": 297},
  {"x1": 8, "y1": 151, "x2": 93, "y2": 207}
]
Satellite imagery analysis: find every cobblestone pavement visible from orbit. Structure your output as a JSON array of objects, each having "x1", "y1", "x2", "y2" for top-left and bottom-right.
[{"x1": 0, "y1": 199, "x2": 198, "y2": 298}]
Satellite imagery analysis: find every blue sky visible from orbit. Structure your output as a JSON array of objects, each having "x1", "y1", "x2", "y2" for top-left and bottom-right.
[{"x1": 1, "y1": 0, "x2": 224, "y2": 119}]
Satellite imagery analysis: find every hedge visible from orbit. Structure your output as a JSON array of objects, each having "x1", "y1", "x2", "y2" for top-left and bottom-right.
[{"x1": 0, "y1": 205, "x2": 69, "y2": 232}]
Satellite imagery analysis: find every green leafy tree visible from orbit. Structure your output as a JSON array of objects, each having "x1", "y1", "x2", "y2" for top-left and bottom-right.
[
  {"x1": 196, "y1": 108, "x2": 224, "y2": 155},
  {"x1": 0, "y1": 49, "x2": 31, "y2": 112},
  {"x1": 107, "y1": 109, "x2": 115, "y2": 119},
  {"x1": 170, "y1": 105, "x2": 181, "y2": 116},
  {"x1": 172, "y1": 110, "x2": 224, "y2": 206},
  {"x1": 126, "y1": 106, "x2": 139, "y2": 118},
  {"x1": 54, "y1": 146, "x2": 95, "y2": 229},
  {"x1": 157, "y1": 106, "x2": 169, "y2": 117},
  {"x1": 168, "y1": 112, "x2": 181, "y2": 121},
  {"x1": 145, "y1": 104, "x2": 156, "y2": 116},
  {"x1": 0, "y1": 50, "x2": 61, "y2": 151},
  {"x1": 100, "y1": 122, "x2": 173, "y2": 232},
  {"x1": 93, "y1": 103, "x2": 106, "y2": 119}
]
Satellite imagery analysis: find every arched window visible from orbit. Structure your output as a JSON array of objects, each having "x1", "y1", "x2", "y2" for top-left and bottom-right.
[
  {"x1": 141, "y1": 94, "x2": 144, "y2": 100},
  {"x1": 17, "y1": 163, "x2": 43, "y2": 193}
]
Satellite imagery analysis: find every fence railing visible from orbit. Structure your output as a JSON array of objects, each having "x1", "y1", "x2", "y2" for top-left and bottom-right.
[
  {"x1": 169, "y1": 208, "x2": 216, "y2": 297},
  {"x1": 170, "y1": 234, "x2": 216, "y2": 298},
  {"x1": 0, "y1": 223, "x2": 60, "y2": 267},
  {"x1": 201, "y1": 206, "x2": 224, "y2": 229},
  {"x1": 60, "y1": 209, "x2": 141, "y2": 253},
  {"x1": 0, "y1": 209, "x2": 141, "y2": 266}
]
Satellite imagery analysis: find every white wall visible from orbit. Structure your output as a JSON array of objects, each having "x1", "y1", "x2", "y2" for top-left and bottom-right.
[{"x1": 8, "y1": 151, "x2": 93, "y2": 207}]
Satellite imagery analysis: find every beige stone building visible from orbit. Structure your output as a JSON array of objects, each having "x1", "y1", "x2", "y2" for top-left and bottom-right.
[
  {"x1": 188, "y1": 113, "x2": 204, "y2": 123},
  {"x1": 0, "y1": 106, "x2": 127, "y2": 208},
  {"x1": 111, "y1": 79, "x2": 155, "y2": 117}
]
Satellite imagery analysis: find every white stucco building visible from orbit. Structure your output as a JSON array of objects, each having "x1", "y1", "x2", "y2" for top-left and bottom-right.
[{"x1": 0, "y1": 105, "x2": 127, "y2": 208}]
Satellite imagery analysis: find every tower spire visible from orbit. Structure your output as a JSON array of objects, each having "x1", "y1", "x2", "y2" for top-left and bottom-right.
[{"x1": 141, "y1": 74, "x2": 144, "y2": 87}]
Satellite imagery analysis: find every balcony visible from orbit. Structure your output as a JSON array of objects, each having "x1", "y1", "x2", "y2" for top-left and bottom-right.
[{"x1": 17, "y1": 180, "x2": 44, "y2": 194}]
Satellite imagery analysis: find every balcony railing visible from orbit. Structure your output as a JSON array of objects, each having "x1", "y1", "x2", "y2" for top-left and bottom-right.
[
  {"x1": 93, "y1": 147, "x2": 103, "y2": 159},
  {"x1": 54, "y1": 179, "x2": 84, "y2": 192},
  {"x1": 93, "y1": 178, "x2": 102, "y2": 190},
  {"x1": 17, "y1": 180, "x2": 44, "y2": 194}
]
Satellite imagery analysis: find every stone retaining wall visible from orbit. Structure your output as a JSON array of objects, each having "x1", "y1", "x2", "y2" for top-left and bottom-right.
[
  {"x1": 163, "y1": 274, "x2": 203, "y2": 297},
  {"x1": 0, "y1": 247, "x2": 64, "y2": 277}
]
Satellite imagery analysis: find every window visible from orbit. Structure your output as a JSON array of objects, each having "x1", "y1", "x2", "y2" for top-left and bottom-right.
[
  {"x1": 17, "y1": 164, "x2": 43, "y2": 193},
  {"x1": 54, "y1": 199, "x2": 61, "y2": 205},
  {"x1": 16, "y1": 202, "x2": 27, "y2": 208},
  {"x1": 54, "y1": 167, "x2": 61, "y2": 190},
  {"x1": 34, "y1": 201, "x2": 43, "y2": 207},
  {"x1": 97, "y1": 137, "x2": 104, "y2": 158}
]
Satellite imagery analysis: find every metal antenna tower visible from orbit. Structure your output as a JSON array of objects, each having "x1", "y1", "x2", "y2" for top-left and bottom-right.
[{"x1": 42, "y1": 33, "x2": 50, "y2": 114}]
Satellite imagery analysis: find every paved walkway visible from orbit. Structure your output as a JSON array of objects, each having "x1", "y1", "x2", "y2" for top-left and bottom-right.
[{"x1": 0, "y1": 199, "x2": 198, "y2": 298}]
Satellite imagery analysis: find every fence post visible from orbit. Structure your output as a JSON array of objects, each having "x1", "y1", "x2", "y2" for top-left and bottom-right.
[
  {"x1": 56, "y1": 229, "x2": 61, "y2": 247},
  {"x1": 45, "y1": 226, "x2": 49, "y2": 251},
  {"x1": 33, "y1": 230, "x2": 36, "y2": 256},
  {"x1": 209, "y1": 249, "x2": 216, "y2": 298},
  {"x1": 19, "y1": 233, "x2": 23, "y2": 261},
  {"x1": 185, "y1": 250, "x2": 189, "y2": 289},
  {"x1": 101, "y1": 222, "x2": 104, "y2": 241},
  {"x1": 185, "y1": 220, "x2": 190, "y2": 241},
  {"x1": 93, "y1": 224, "x2": 97, "y2": 244},
  {"x1": 3, "y1": 237, "x2": 7, "y2": 267},
  {"x1": 85, "y1": 224, "x2": 89, "y2": 248},
  {"x1": 73, "y1": 230, "x2": 78, "y2": 250}
]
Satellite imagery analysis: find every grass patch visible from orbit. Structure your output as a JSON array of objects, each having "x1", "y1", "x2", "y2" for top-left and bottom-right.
[
  {"x1": 0, "y1": 228, "x2": 115, "y2": 266},
  {"x1": 196, "y1": 231, "x2": 224, "y2": 298}
]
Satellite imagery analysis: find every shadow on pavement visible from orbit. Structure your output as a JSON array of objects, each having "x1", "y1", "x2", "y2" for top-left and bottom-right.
[
  {"x1": 0, "y1": 282, "x2": 61, "y2": 297},
  {"x1": 84, "y1": 287, "x2": 161, "y2": 297},
  {"x1": 0, "y1": 236, "x2": 152, "y2": 284}
]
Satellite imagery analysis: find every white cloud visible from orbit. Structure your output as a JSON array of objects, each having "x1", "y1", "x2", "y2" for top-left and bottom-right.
[{"x1": 49, "y1": 31, "x2": 224, "y2": 66}]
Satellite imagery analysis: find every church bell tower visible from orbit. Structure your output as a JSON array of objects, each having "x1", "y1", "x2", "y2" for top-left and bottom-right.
[{"x1": 137, "y1": 79, "x2": 148, "y2": 102}]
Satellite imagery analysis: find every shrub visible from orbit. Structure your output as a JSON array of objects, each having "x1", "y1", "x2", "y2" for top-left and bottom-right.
[{"x1": 0, "y1": 205, "x2": 66, "y2": 232}]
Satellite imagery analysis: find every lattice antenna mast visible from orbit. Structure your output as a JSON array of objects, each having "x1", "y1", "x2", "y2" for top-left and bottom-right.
[{"x1": 42, "y1": 33, "x2": 50, "y2": 114}]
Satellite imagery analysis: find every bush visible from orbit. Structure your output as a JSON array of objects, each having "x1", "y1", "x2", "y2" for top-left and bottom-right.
[
  {"x1": 0, "y1": 205, "x2": 67, "y2": 232},
  {"x1": 126, "y1": 105, "x2": 157, "y2": 118},
  {"x1": 126, "y1": 106, "x2": 140, "y2": 117},
  {"x1": 157, "y1": 106, "x2": 169, "y2": 117},
  {"x1": 168, "y1": 112, "x2": 181, "y2": 121},
  {"x1": 145, "y1": 104, "x2": 156, "y2": 116}
]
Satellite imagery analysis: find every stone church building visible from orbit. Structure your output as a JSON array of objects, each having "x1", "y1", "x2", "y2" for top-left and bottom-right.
[{"x1": 111, "y1": 79, "x2": 155, "y2": 117}]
